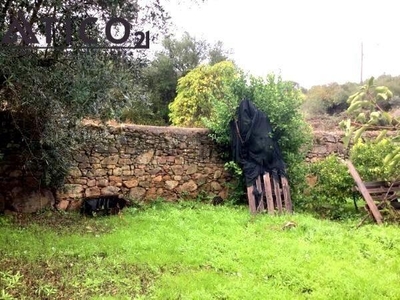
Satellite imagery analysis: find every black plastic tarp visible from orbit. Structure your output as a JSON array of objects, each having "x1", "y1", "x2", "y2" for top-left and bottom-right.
[{"x1": 230, "y1": 99, "x2": 286, "y2": 186}]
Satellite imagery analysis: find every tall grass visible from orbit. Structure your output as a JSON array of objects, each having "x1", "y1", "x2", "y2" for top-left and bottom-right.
[{"x1": 1, "y1": 202, "x2": 400, "y2": 299}]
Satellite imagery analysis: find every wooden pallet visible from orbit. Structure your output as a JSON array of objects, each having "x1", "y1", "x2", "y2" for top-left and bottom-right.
[
  {"x1": 246, "y1": 172, "x2": 292, "y2": 214},
  {"x1": 347, "y1": 160, "x2": 400, "y2": 224}
]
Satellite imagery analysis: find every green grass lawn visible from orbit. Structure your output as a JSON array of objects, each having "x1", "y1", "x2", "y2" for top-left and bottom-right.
[{"x1": 1, "y1": 202, "x2": 400, "y2": 299}]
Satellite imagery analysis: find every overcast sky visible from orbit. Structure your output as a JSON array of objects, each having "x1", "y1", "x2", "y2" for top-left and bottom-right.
[{"x1": 164, "y1": 0, "x2": 400, "y2": 88}]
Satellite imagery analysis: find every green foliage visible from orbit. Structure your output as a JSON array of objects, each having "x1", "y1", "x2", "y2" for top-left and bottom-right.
[
  {"x1": 0, "y1": 1, "x2": 169, "y2": 188},
  {"x1": 374, "y1": 74, "x2": 400, "y2": 108},
  {"x1": 169, "y1": 61, "x2": 238, "y2": 127},
  {"x1": 162, "y1": 32, "x2": 209, "y2": 76},
  {"x1": 2, "y1": 206, "x2": 400, "y2": 299},
  {"x1": 305, "y1": 155, "x2": 354, "y2": 216},
  {"x1": 161, "y1": 32, "x2": 232, "y2": 76},
  {"x1": 302, "y1": 82, "x2": 358, "y2": 115},
  {"x1": 350, "y1": 139, "x2": 400, "y2": 182},
  {"x1": 208, "y1": 41, "x2": 232, "y2": 66},
  {"x1": 1, "y1": 49, "x2": 153, "y2": 188},
  {"x1": 136, "y1": 33, "x2": 232, "y2": 124},
  {"x1": 340, "y1": 77, "x2": 400, "y2": 182},
  {"x1": 223, "y1": 161, "x2": 247, "y2": 205},
  {"x1": 139, "y1": 54, "x2": 178, "y2": 124},
  {"x1": 203, "y1": 73, "x2": 312, "y2": 203},
  {"x1": 224, "y1": 161, "x2": 242, "y2": 177}
]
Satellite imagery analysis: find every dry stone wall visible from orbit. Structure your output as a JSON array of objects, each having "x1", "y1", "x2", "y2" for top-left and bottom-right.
[
  {"x1": 1, "y1": 111, "x2": 353, "y2": 213},
  {"x1": 56, "y1": 124, "x2": 232, "y2": 210},
  {"x1": 306, "y1": 130, "x2": 347, "y2": 162}
]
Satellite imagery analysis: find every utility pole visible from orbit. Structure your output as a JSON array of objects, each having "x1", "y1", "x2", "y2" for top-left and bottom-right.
[{"x1": 360, "y1": 42, "x2": 364, "y2": 84}]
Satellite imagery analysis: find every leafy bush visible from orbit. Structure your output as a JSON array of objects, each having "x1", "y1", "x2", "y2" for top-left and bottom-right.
[
  {"x1": 305, "y1": 155, "x2": 354, "y2": 217},
  {"x1": 340, "y1": 77, "x2": 400, "y2": 182},
  {"x1": 350, "y1": 139, "x2": 400, "y2": 182},
  {"x1": 203, "y1": 73, "x2": 312, "y2": 204},
  {"x1": 168, "y1": 61, "x2": 239, "y2": 127}
]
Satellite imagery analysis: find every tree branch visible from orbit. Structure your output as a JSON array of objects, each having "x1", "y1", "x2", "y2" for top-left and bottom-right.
[
  {"x1": 351, "y1": 121, "x2": 399, "y2": 131},
  {"x1": 29, "y1": 0, "x2": 44, "y2": 26}
]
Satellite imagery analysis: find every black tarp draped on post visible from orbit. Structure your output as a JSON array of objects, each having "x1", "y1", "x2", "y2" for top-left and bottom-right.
[{"x1": 230, "y1": 99, "x2": 286, "y2": 187}]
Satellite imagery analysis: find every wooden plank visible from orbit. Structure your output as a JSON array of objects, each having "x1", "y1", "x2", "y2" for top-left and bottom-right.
[
  {"x1": 272, "y1": 174, "x2": 283, "y2": 213},
  {"x1": 281, "y1": 175, "x2": 293, "y2": 213},
  {"x1": 256, "y1": 176, "x2": 265, "y2": 212},
  {"x1": 246, "y1": 185, "x2": 257, "y2": 214},
  {"x1": 346, "y1": 161, "x2": 383, "y2": 224},
  {"x1": 354, "y1": 181, "x2": 400, "y2": 201},
  {"x1": 263, "y1": 173, "x2": 275, "y2": 214}
]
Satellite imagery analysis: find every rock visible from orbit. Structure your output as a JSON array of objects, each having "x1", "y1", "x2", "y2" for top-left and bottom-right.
[
  {"x1": 167, "y1": 156, "x2": 175, "y2": 163},
  {"x1": 109, "y1": 176, "x2": 122, "y2": 183},
  {"x1": 204, "y1": 167, "x2": 212, "y2": 174},
  {"x1": 101, "y1": 155, "x2": 119, "y2": 165},
  {"x1": 129, "y1": 187, "x2": 146, "y2": 199},
  {"x1": 74, "y1": 179, "x2": 87, "y2": 185},
  {"x1": 108, "y1": 146, "x2": 119, "y2": 153},
  {"x1": 118, "y1": 158, "x2": 132, "y2": 165},
  {"x1": 123, "y1": 180, "x2": 138, "y2": 188},
  {"x1": 213, "y1": 170, "x2": 222, "y2": 179},
  {"x1": 85, "y1": 187, "x2": 101, "y2": 197},
  {"x1": 97, "y1": 179, "x2": 108, "y2": 187},
  {"x1": 218, "y1": 190, "x2": 228, "y2": 200},
  {"x1": 149, "y1": 167, "x2": 162, "y2": 175},
  {"x1": 152, "y1": 176, "x2": 163, "y2": 182},
  {"x1": 56, "y1": 200, "x2": 69, "y2": 210},
  {"x1": 122, "y1": 170, "x2": 132, "y2": 176},
  {"x1": 195, "y1": 174, "x2": 208, "y2": 186},
  {"x1": 137, "y1": 150, "x2": 154, "y2": 164},
  {"x1": 313, "y1": 145, "x2": 327, "y2": 155},
  {"x1": 171, "y1": 165, "x2": 184, "y2": 175},
  {"x1": 68, "y1": 167, "x2": 82, "y2": 177},
  {"x1": 186, "y1": 165, "x2": 197, "y2": 175},
  {"x1": 101, "y1": 186, "x2": 120, "y2": 195},
  {"x1": 146, "y1": 187, "x2": 157, "y2": 199},
  {"x1": 210, "y1": 181, "x2": 222, "y2": 191},
  {"x1": 67, "y1": 200, "x2": 82, "y2": 211},
  {"x1": 113, "y1": 168, "x2": 122, "y2": 176},
  {"x1": 134, "y1": 169, "x2": 145, "y2": 176},
  {"x1": 87, "y1": 179, "x2": 96, "y2": 187},
  {"x1": 74, "y1": 153, "x2": 89, "y2": 163},
  {"x1": 139, "y1": 181, "x2": 151, "y2": 188},
  {"x1": 89, "y1": 157, "x2": 100, "y2": 164},
  {"x1": 175, "y1": 157, "x2": 184, "y2": 164},
  {"x1": 9, "y1": 189, "x2": 55, "y2": 213},
  {"x1": 178, "y1": 180, "x2": 198, "y2": 193},
  {"x1": 62, "y1": 184, "x2": 83, "y2": 198},
  {"x1": 323, "y1": 134, "x2": 337, "y2": 143},
  {"x1": 94, "y1": 169, "x2": 107, "y2": 176},
  {"x1": 165, "y1": 180, "x2": 179, "y2": 190}
]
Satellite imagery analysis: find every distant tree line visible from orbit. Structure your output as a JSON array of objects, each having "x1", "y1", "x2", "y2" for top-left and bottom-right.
[{"x1": 302, "y1": 75, "x2": 400, "y2": 116}]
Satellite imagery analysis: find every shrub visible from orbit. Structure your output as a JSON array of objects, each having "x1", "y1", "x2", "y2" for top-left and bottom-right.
[
  {"x1": 350, "y1": 138, "x2": 400, "y2": 182},
  {"x1": 305, "y1": 155, "x2": 354, "y2": 217},
  {"x1": 203, "y1": 73, "x2": 312, "y2": 204},
  {"x1": 340, "y1": 77, "x2": 400, "y2": 182},
  {"x1": 168, "y1": 61, "x2": 238, "y2": 127}
]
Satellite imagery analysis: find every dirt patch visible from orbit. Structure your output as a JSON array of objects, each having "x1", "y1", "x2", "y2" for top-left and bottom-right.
[{"x1": 3, "y1": 209, "x2": 117, "y2": 235}]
